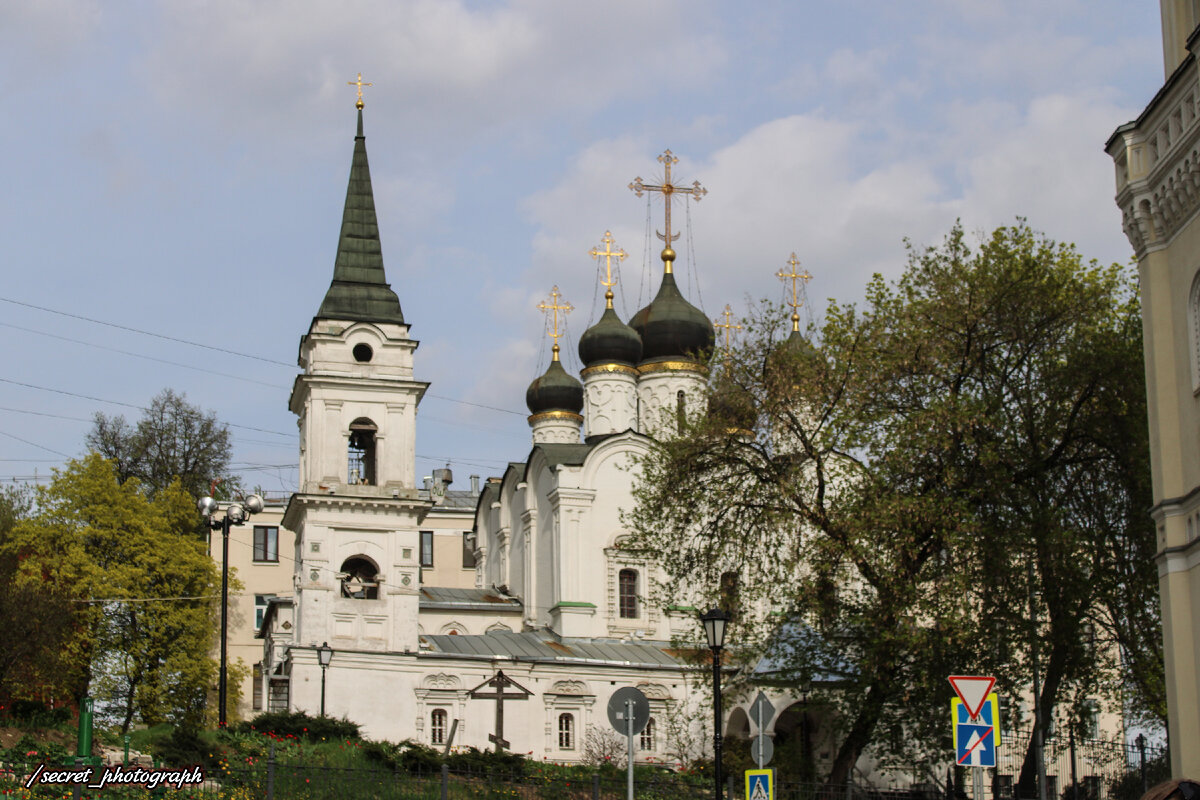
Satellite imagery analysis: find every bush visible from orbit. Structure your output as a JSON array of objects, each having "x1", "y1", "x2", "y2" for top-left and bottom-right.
[
  {"x1": 446, "y1": 746, "x2": 526, "y2": 776},
  {"x1": 151, "y1": 727, "x2": 223, "y2": 769},
  {"x1": 235, "y1": 711, "x2": 359, "y2": 743},
  {"x1": 4, "y1": 700, "x2": 71, "y2": 728}
]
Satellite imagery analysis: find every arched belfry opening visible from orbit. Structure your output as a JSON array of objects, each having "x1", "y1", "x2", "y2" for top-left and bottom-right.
[
  {"x1": 340, "y1": 556, "x2": 380, "y2": 599},
  {"x1": 348, "y1": 417, "x2": 377, "y2": 485}
]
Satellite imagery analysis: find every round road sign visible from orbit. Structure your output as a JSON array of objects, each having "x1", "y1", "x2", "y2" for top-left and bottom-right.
[{"x1": 606, "y1": 687, "x2": 650, "y2": 735}]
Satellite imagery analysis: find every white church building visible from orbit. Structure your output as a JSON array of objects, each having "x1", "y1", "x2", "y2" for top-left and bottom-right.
[{"x1": 256, "y1": 101, "x2": 779, "y2": 765}]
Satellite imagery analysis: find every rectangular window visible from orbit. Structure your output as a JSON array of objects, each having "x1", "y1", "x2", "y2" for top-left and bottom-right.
[
  {"x1": 462, "y1": 532, "x2": 477, "y2": 569},
  {"x1": 255, "y1": 594, "x2": 273, "y2": 630},
  {"x1": 252, "y1": 663, "x2": 263, "y2": 711},
  {"x1": 253, "y1": 526, "x2": 279, "y2": 563},
  {"x1": 558, "y1": 713, "x2": 574, "y2": 749},
  {"x1": 420, "y1": 531, "x2": 434, "y2": 567}
]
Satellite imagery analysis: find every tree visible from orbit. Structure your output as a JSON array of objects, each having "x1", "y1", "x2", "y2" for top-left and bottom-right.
[
  {"x1": 0, "y1": 484, "x2": 90, "y2": 704},
  {"x1": 4, "y1": 454, "x2": 224, "y2": 731},
  {"x1": 627, "y1": 222, "x2": 1157, "y2": 784},
  {"x1": 88, "y1": 388, "x2": 239, "y2": 502}
]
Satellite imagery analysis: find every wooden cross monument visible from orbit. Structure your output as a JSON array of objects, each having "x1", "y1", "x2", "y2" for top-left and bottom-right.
[{"x1": 468, "y1": 670, "x2": 533, "y2": 752}]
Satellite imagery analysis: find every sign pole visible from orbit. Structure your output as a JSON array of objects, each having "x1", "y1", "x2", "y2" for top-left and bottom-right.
[
  {"x1": 626, "y1": 698, "x2": 634, "y2": 800},
  {"x1": 757, "y1": 717, "x2": 765, "y2": 769},
  {"x1": 972, "y1": 766, "x2": 983, "y2": 800}
]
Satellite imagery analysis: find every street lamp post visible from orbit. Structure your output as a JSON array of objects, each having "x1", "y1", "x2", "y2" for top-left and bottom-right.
[
  {"x1": 701, "y1": 607, "x2": 731, "y2": 800},
  {"x1": 198, "y1": 493, "x2": 264, "y2": 727},
  {"x1": 317, "y1": 642, "x2": 333, "y2": 716}
]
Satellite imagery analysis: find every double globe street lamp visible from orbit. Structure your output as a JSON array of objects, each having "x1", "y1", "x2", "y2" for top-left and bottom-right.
[
  {"x1": 701, "y1": 607, "x2": 731, "y2": 800},
  {"x1": 198, "y1": 492, "x2": 265, "y2": 726}
]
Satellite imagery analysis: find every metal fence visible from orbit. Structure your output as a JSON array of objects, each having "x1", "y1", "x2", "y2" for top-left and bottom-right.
[{"x1": 0, "y1": 730, "x2": 1168, "y2": 800}]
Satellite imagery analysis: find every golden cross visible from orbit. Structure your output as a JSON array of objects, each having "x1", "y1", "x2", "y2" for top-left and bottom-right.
[
  {"x1": 629, "y1": 150, "x2": 707, "y2": 258},
  {"x1": 589, "y1": 231, "x2": 627, "y2": 309},
  {"x1": 776, "y1": 253, "x2": 813, "y2": 332},
  {"x1": 714, "y1": 304, "x2": 742, "y2": 352},
  {"x1": 348, "y1": 73, "x2": 373, "y2": 109},
  {"x1": 537, "y1": 286, "x2": 574, "y2": 361}
]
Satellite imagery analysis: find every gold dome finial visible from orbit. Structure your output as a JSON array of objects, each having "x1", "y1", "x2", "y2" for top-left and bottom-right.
[
  {"x1": 776, "y1": 253, "x2": 812, "y2": 333},
  {"x1": 589, "y1": 230, "x2": 627, "y2": 309},
  {"x1": 348, "y1": 72, "x2": 373, "y2": 109},
  {"x1": 629, "y1": 150, "x2": 707, "y2": 275},
  {"x1": 714, "y1": 304, "x2": 742, "y2": 357},
  {"x1": 537, "y1": 286, "x2": 574, "y2": 361}
]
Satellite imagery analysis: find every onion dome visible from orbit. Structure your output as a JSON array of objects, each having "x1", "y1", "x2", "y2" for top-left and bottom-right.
[
  {"x1": 709, "y1": 377, "x2": 756, "y2": 434},
  {"x1": 526, "y1": 345, "x2": 584, "y2": 415},
  {"x1": 628, "y1": 248, "x2": 715, "y2": 364},
  {"x1": 579, "y1": 301, "x2": 642, "y2": 367}
]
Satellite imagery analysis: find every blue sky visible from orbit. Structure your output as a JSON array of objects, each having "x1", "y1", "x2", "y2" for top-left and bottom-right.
[{"x1": 0, "y1": 1, "x2": 1164, "y2": 495}]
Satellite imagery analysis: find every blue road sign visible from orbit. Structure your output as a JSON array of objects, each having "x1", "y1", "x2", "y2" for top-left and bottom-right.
[
  {"x1": 955, "y1": 722, "x2": 996, "y2": 767},
  {"x1": 746, "y1": 769, "x2": 774, "y2": 800}
]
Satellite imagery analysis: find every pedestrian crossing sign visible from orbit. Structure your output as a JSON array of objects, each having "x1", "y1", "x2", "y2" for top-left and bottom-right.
[{"x1": 746, "y1": 768, "x2": 774, "y2": 800}]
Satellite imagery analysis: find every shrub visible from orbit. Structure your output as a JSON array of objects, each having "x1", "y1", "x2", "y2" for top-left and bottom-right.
[
  {"x1": 5, "y1": 700, "x2": 71, "y2": 728},
  {"x1": 235, "y1": 711, "x2": 359, "y2": 743},
  {"x1": 151, "y1": 727, "x2": 223, "y2": 769}
]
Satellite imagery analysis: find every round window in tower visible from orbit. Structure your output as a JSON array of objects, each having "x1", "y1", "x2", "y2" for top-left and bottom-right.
[{"x1": 352, "y1": 343, "x2": 373, "y2": 363}]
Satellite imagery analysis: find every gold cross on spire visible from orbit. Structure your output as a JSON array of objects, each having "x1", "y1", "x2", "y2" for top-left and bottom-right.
[
  {"x1": 589, "y1": 231, "x2": 627, "y2": 310},
  {"x1": 776, "y1": 253, "x2": 813, "y2": 332},
  {"x1": 714, "y1": 304, "x2": 742, "y2": 353},
  {"x1": 537, "y1": 286, "x2": 574, "y2": 361},
  {"x1": 348, "y1": 73, "x2": 373, "y2": 109},
  {"x1": 629, "y1": 150, "x2": 707, "y2": 272}
]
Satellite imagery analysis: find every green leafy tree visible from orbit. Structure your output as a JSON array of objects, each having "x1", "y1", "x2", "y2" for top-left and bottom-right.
[
  {"x1": 627, "y1": 222, "x2": 1158, "y2": 785},
  {"x1": 5, "y1": 454, "x2": 224, "y2": 731},
  {"x1": 87, "y1": 388, "x2": 239, "y2": 501}
]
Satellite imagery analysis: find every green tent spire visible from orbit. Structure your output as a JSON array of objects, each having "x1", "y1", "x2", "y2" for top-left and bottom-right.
[{"x1": 315, "y1": 108, "x2": 405, "y2": 325}]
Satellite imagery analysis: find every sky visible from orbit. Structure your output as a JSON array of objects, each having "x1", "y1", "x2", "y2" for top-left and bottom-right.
[{"x1": 0, "y1": 0, "x2": 1165, "y2": 498}]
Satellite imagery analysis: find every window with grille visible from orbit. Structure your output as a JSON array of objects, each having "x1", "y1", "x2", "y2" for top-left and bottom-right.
[
  {"x1": 431, "y1": 709, "x2": 447, "y2": 745},
  {"x1": 253, "y1": 526, "x2": 278, "y2": 563},
  {"x1": 558, "y1": 713, "x2": 574, "y2": 749},
  {"x1": 640, "y1": 717, "x2": 656, "y2": 751},
  {"x1": 618, "y1": 569, "x2": 638, "y2": 619},
  {"x1": 252, "y1": 663, "x2": 263, "y2": 711}
]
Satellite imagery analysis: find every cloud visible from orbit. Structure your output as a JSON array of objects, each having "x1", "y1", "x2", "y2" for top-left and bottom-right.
[{"x1": 142, "y1": 0, "x2": 724, "y2": 149}]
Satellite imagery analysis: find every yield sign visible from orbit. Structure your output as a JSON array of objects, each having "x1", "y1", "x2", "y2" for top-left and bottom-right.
[{"x1": 948, "y1": 675, "x2": 996, "y2": 719}]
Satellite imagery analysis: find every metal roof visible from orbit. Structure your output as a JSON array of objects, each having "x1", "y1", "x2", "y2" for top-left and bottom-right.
[
  {"x1": 418, "y1": 586, "x2": 522, "y2": 611},
  {"x1": 420, "y1": 630, "x2": 685, "y2": 669}
]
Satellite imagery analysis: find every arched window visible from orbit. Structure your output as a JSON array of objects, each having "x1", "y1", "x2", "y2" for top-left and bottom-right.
[
  {"x1": 676, "y1": 390, "x2": 686, "y2": 432},
  {"x1": 340, "y1": 556, "x2": 379, "y2": 599},
  {"x1": 558, "y1": 713, "x2": 574, "y2": 749},
  {"x1": 431, "y1": 709, "x2": 447, "y2": 745},
  {"x1": 348, "y1": 418, "x2": 377, "y2": 485},
  {"x1": 640, "y1": 717, "x2": 656, "y2": 751},
  {"x1": 618, "y1": 569, "x2": 639, "y2": 619}
]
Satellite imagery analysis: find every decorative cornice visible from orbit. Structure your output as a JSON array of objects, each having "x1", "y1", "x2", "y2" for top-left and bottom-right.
[
  {"x1": 528, "y1": 410, "x2": 584, "y2": 425},
  {"x1": 636, "y1": 360, "x2": 708, "y2": 376},
  {"x1": 581, "y1": 363, "x2": 638, "y2": 378}
]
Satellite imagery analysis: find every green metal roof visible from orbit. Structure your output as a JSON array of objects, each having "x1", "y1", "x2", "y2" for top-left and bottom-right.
[{"x1": 315, "y1": 109, "x2": 406, "y2": 326}]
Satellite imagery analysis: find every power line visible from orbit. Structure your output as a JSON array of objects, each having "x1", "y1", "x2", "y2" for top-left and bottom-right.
[
  {"x1": 0, "y1": 378, "x2": 294, "y2": 437},
  {"x1": 0, "y1": 428, "x2": 71, "y2": 458},
  {"x1": 0, "y1": 322, "x2": 286, "y2": 389},
  {"x1": 0, "y1": 296, "x2": 294, "y2": 368},
  {"x1": 3, "y1": 297, "x2": 527, "y2": 416}
]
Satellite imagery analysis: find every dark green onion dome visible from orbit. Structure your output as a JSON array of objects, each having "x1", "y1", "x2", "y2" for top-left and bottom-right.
[
  {"x1": 628, "y1": 249, "x2": 715, "y2": 364},
  {"x1": 526, "y1": 347, "x2": 585, "y2": 415},
  {"x1": 709, "y1": 376, "x2": 757, "y2": 433},
  {"x1": 579, "y1": 299, "x2": 643, "y2": 367}
]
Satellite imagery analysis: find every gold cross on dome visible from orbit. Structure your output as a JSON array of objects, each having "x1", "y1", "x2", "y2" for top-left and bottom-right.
[
  {"x1": 589, "y1": 231, "x2": 627, "y2": 309},
  {"x1": 537, "y1": 286, "x2": 574, "y2": 361},
  {"x1": 714, "y1": 304, "x2": 742, "y2": 352},
  {"x1": 776, "y1": 253, "x2": 813, "y2": 332},
  {"x1": 629, "y1": 150, "x2": 707, "y2": 257},
  {"x1": 348, "y1": 73, "x2": 373, "y2": 109}
]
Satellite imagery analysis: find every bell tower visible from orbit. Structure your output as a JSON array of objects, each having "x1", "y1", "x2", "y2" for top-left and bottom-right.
[{"x1": 284, "y1": 86, "x2": 430, "y2": 662}]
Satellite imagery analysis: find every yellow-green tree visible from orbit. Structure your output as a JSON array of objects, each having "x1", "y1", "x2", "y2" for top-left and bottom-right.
[{"x1": 5, "y1": 454, "x2": 222, "y2": 731}]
